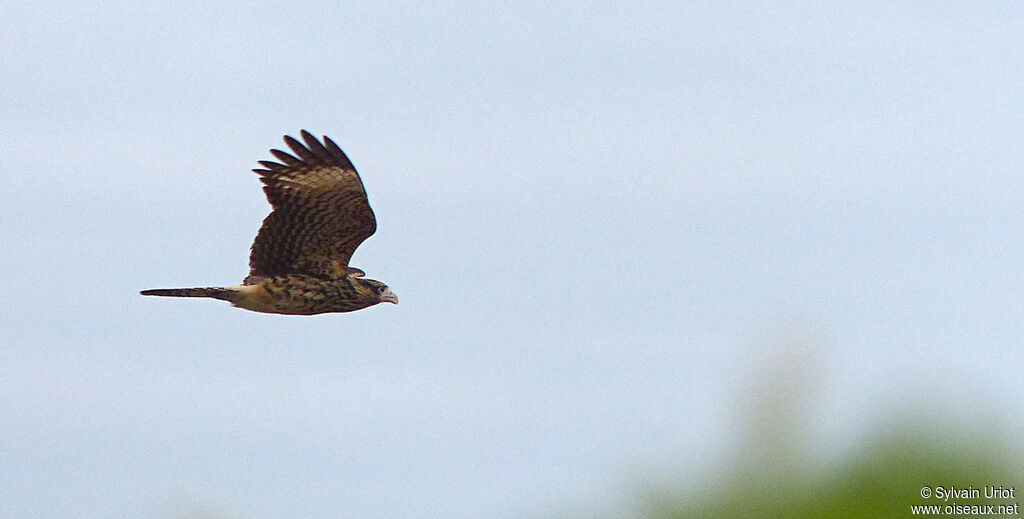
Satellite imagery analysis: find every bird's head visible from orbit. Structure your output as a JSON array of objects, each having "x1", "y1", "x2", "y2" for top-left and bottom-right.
[{"x1": 357, "y1": 278, "x2": 398, "y2": 305}]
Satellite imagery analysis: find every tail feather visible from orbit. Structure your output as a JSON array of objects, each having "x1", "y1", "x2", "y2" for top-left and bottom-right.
[{"x1": 140, "y1": 287, "x2": 235, "y2": 301}]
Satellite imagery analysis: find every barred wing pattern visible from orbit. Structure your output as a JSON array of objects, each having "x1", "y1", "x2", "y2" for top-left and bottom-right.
[{"x1": 246, "y1": 130, "x2": 377, "y2": 283}]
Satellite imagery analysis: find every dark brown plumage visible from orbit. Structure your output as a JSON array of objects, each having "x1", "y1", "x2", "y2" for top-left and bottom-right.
[{"x1": 140, "y1": 130, "x2": 397, "y2": 315}]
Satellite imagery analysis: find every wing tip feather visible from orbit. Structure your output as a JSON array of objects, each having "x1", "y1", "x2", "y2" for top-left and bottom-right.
[
  {"x1": 283, "y1": 134, "x2": 317, "y2": 162},
  {"x1": 253, "y1": 130, "x2": 356, "y2": 179}
]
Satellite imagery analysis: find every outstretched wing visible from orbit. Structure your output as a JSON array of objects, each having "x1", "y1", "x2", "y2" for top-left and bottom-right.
[{"x1": 245, "y1": 130, "x2": 376, "y2": 283}]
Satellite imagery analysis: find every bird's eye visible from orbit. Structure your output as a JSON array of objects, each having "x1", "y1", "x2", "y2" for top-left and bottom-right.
[{"x1": 377, "y1": 285, "x2": 388, "y2": 294}]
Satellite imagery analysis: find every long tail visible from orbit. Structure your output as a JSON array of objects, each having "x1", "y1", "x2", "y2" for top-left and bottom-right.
[{"x1": 140, "y1": 287, "x2": 236, "y2": 301}]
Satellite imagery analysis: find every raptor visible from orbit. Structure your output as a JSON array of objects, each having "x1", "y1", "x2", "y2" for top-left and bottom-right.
[{"x1": 141, "y1": 130, "x2": 397, "y2": 315}]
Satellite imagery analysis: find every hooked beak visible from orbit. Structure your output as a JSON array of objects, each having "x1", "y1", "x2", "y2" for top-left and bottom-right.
[{"x1": 380, "y1": 288, "x2": 398, "y2": 305}]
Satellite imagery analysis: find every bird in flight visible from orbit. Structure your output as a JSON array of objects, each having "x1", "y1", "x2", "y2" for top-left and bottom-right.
[{"x1": 141, "y1": 130, "x2": 397, "y2": 315}]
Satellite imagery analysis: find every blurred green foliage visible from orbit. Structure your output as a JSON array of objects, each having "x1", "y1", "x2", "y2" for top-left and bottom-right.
[
  {"x1": 636, "y1": 339, "x2": 1022, "y2": 518},
  {"x1": 642, "y1": 428, "x2": 1021, "y2": 518}
]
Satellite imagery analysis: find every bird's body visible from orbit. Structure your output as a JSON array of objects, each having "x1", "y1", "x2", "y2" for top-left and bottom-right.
[
  {"x1": 141, "y1": 131, "x2": 397, "y2": 315},
  {"x1": 141, "y1": 275, "x2": 390, "y2": 315}
]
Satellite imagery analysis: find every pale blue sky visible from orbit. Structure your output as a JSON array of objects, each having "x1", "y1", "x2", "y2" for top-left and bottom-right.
[{"x1": 3, "y1": 2, "x2": 1023, "y2": 518}]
